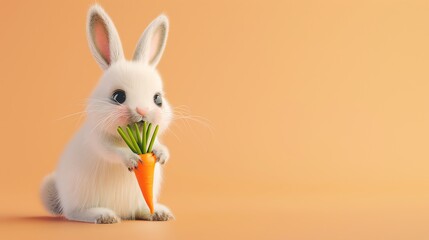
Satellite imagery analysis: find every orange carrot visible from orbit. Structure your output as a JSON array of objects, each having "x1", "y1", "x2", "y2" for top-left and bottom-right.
[
  {"x1": 134, "y1": 153, "x2": 156, "y2": 214},
  {"x1": 117, "y1": 124, "x2": 160, "y2": 214}
]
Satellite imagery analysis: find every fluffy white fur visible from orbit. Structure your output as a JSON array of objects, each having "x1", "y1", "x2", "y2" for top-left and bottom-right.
[{"x1": 40, "y1": 4, "x2": 173, "y2": 224}]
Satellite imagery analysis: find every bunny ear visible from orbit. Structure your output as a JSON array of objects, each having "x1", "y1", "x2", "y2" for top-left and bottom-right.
[
  {"x1": 87, "y1": 5, "x2": 124, "y2": 70},
  {"x1": 133, "y1": 15, "x2": 169, "y2": 67}
]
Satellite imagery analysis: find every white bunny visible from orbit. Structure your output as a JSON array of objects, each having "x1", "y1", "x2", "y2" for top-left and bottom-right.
[{"x1": 40, "y1": 4, "x2": 173, "y2": 223}]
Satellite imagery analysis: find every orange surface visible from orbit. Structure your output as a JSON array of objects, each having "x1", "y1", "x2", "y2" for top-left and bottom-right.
[
  {"x1": 1, "y1": 0, "x2": 429, "y2": 239},
  {"x1": 136, "y1": 153, "x2": 156, "y2": 214}
]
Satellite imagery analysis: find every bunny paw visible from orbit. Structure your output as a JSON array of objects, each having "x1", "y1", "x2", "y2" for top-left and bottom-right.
[
  {"x1": 150, "y1": 204, "x2": 174, "y2": 221},
  {"x1": 122, "y1": 152, "x2": 141, "y2": 171},
  {"x1": 152, "y1": 145, "x2": 170, "y2": 164},
  {"x1": 95, "y1": 212, "x2": 120, "y2": 224}
]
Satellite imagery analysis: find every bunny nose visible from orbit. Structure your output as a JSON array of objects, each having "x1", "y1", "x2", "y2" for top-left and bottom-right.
[{"x1": 136, "y1": 107, "x2": 147, "y2": 116}]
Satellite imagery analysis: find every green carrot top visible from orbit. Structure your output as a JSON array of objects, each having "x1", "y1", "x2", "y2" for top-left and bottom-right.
[{"x1": 117, "y1": 122, "x2": 159, "y2": 154}]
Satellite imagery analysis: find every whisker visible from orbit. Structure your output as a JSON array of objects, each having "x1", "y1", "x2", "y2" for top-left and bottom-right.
[
  {"x1": 54, "y1": 111, "x2": 88, "y2": 121},
  {"x1": 169, "y1": 113, "x2": 214, "y2": 135}
]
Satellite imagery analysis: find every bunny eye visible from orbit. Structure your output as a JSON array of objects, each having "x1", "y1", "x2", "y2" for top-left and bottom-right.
[
  {"x1": 112, "y1": 89, "x2": 126, "y2": 104},
  {"x1": 154, "y1": 93, "x2": 162, "y2": 107}
]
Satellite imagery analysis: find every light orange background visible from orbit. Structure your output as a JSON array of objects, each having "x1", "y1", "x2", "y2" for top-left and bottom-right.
[{"x1": 1, "y1": 0, "x2": 429, "y2": 239}]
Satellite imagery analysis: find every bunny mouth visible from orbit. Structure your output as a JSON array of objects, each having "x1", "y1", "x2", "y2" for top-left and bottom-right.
[
  {"x1": 137, "y1": 119, "x2": 156, "y2": 127},
  {"x1": 129, "y1": 114, "x2": 152, "y2": 125},
  {"x1": 137, "y1": 119, "x2": 150, "y2": 126},
  {"x1": 133, "y1": 119, "x2": 144, "y2": 125},
  {"x1": 129, "y1": 114, "x2": 145, "y2": 123}
]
